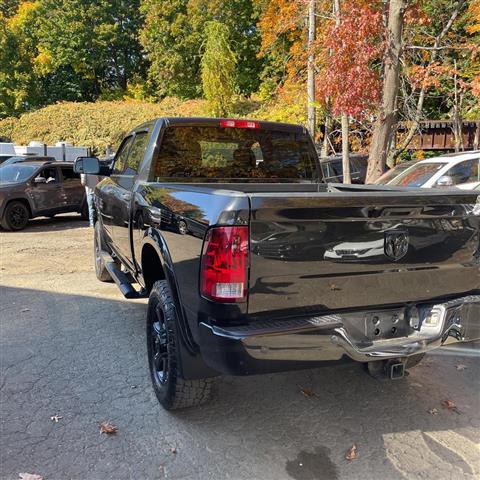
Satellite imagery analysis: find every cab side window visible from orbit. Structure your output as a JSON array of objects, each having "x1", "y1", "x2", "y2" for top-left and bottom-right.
[
  {"x1": 124, "y1": 132, "x2": 149, "y2": 176},
  {"x1": 112, "y1": 136, "x2": 134, "y2": 175}
]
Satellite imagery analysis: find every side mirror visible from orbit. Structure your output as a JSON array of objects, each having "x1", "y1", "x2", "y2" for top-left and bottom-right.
[
  {"x1": 74, "y1": 156, "x2": 101, "y2": 175},
  {"x1": 34, "y1": 176, "x2": 46, "y2": 184},
  {"x1": 436, "y1": 175, "x2": 454, "y2": 188}
]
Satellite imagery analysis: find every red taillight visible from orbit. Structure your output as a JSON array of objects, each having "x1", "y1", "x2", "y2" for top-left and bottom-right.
[
  {"x1": 200, "y1": 226, "x2": 249, "y2": 303},
  {"x1": 220, "y1": 119, "x2": 260, "y2": 129}
]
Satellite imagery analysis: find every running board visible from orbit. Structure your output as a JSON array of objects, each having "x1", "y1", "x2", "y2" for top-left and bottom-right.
[{"x1": 102, "y1": 253, "x2": 148, "y2": 299}]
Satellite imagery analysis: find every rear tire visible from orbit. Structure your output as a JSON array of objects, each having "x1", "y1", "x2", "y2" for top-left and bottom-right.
[
  {"x1": 147, "y1": 280, "x2": 212, "y2": 410},
  {"x1": 94, "y1": 221, "x2": 113, "y2": 282},
  {"x1": 1, "y1": 201, "x2": 29, "y2": 231}
]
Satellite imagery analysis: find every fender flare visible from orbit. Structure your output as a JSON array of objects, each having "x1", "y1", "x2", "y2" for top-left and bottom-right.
[
  {"x1": 140, "y1": 228, "x2": 218, "y2": 379},
  {"x1": 141, "y1": 227, "x2": 198, "y2": 354}
]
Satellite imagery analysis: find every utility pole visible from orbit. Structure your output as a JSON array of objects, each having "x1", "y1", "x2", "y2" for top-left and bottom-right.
[{"x1": 307, "y1": 0, "x2": 316, "y2": 139}]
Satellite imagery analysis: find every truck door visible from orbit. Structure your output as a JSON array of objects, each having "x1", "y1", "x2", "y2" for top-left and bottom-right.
[
  {"x1": 97, "y1": 135, "x2": 134, "y2": 243},
  {"x1": 112, "y1": 131, "x2": 150, "y2": 265}
]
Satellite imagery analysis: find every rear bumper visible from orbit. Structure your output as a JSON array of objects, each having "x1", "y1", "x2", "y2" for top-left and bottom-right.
[{"x1": 198, "y1": 294, "x2": 480, "y2": 375}]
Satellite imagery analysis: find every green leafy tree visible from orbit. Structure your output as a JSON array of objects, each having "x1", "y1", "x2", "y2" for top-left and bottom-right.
[
  {"x1": 140, "y1": 0, "x2": 261, "y2": 99},
  {"x1": 36, "y1": 0, "x2": 145, "y2": 96},
  {"x1": 0, "y1": 2, "x2": 41, "y2": 117},
  {"x1": 0, "y1": 0, "x2": 20, "y2": 17},
  {"x1": 201, "y1": 21, "x2": 237, "y2": 116}
]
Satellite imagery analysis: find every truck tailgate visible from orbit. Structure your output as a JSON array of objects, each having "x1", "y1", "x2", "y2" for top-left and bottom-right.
[{"x1": 247, "y1": 190, "x2": 480, "y2": 315}]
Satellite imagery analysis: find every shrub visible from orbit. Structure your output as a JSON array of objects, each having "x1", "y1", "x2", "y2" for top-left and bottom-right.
[{"x1": 0, "y1": 99, "x2": 208, "y2": 154}]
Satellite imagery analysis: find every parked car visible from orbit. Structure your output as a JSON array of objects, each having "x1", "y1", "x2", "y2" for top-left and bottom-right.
[
  {"x1": 373, "y1": 160, "x2": 419, "y2": 185},
  {"x1": 385, "y1": 151, "x2": 480, "y2": 189},
  {"x1": 0, "y1": 155, "x2": 56, "y2": 167},
  {"x1": 319, "y1": 154, "x2": 368, "y2": 183},
  {"x1": 0, "y1": 160, "x2": 87, "y2": 230},
  {"x1": 0, "y1": 155, "x2": 16, "y2": 165},
  {"x1": 75, "y1": 117, "x2": 480, "y2": 410}
]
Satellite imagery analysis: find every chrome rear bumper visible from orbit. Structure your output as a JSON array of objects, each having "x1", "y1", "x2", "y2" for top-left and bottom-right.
[{"x1": 201, "y1": 294, "x2": 480, "y2": 370}]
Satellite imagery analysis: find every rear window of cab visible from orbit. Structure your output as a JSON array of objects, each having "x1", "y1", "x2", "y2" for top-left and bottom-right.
[{"x1": 151, "y1": 125, "x2": 320, "y2": 182}]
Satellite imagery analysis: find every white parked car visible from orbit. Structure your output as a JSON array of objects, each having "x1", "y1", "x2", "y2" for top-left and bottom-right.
[{"x1": 386, "y1": 151, "x2": 480, "y2": 190}]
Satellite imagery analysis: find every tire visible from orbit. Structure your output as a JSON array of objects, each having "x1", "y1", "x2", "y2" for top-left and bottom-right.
[
  {"x1": 147, "y1": 280, "x2": 212, "y2": 410},
  {"x1": 405, "y1": 353, "x2": 425, "y2": 369},
  {"x1": 1, "y1": 201, "x2": 30, "y2": 231},
  {"x1": 177, "y1": 219, "x2": 188, "y2": 235},
  {"x1": 94, "y1": 221, "x2": 113, "y2": 282}
]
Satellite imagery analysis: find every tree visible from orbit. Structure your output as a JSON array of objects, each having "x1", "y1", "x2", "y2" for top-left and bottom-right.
[
  {"x1": 201, "y1": 21, "x2": 237, "y2": 116},
  {"x1": 0, "y1": 0, "x2": 20, "y2": 17},
  {"x1": 367, "y1": 0, "x2": 407, "y2": 183},
  {"x1": 315, "y1": 0, "x2": 383, "y2": 181},
  {"x1": 36, "y1": 0, "x2": 145, "y2": 96},
  {"x1": 0, "y1": 1, "x2": 42, "y2": 117},
  {"x1": 140, "y1": 0, "x2": 262, "y2": 100},
  {"x1": 390, "y1": 0, "x2": 467, "y2": 162}
]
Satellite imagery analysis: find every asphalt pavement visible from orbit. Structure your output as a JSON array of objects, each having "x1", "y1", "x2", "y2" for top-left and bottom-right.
[{"x1": 1, "y1": 216, "x2": 479, "y2": 480}]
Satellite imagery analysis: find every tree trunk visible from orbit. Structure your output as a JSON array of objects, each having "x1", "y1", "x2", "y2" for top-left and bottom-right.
[
  {"x1": 341, "y1": 113, "x2": 351, "y2": 183},
  {"x1": 474, "y1": 122, "x2": 480, "y2": 150},
  {"x1": 332, "y1": 0, "x2": 350, "y2": 183},
  {"x1": 321, "y1": 106, "x2": 332, "y2": 157},
  {"x1": 366, "y1": 0, "x2": 406, "y2": 183},
  {"x1": 452, "y1": 63, "x2": 464, "y2": 152},
  {"x1": 307, "y1": 0, "x2": 316, "y2": 138}
]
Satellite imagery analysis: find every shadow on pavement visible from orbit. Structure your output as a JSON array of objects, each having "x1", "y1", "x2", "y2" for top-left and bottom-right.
[
  {"x1": 0, "y1": 214, "x2": 89, "y2": 233},
  {"x1": 1, "y1": 285, "x2": 479, "y2": 480}
]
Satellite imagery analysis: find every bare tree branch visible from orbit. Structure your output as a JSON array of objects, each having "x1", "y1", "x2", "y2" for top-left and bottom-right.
[{"x1": 389, "y1": 0, "x2": 466, "y2": 162}]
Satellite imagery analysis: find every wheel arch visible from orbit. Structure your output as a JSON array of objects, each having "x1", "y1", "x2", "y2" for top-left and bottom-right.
[
  {"x1": 140, "y1": 230, "x2": 218, "y2": 379},
  {"x1": 4, "y1": 197, "x2": 33, "y2": 218}
]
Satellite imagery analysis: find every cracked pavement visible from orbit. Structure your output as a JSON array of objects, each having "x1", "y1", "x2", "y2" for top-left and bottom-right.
[{"x1": 1, "y1": 215, "x2": 479, "y2": 480}]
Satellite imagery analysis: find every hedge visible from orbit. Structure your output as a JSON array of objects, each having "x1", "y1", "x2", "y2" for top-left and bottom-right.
[
  {"x1": 0, "y1": 96, "x2": 308, "y2": 154},
  {"x1": 0, "y1": 98, "x2": 208, "y2": 154}
]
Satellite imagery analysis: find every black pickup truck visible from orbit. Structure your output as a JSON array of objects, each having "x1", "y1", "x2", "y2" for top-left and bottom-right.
[{"x1": 75, "y1": 117, "x2": 480, "y2": 410}]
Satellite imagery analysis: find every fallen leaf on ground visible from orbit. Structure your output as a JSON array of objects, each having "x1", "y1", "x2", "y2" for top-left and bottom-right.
[
  {"x1": 455, "y1": 364, "x2": 467, "y2": 371},
  {"x1": 99, "y1": 421, "x2": 118, "y2": 434},
  {"x1": 170, "y1": 447, "x2": 177, "y2": 454},
  {"x1": 50, "y1": 414, "x2": 62, "y2": 423},
  {"x1": 427, "y1": 408, "x2": 438, "y2": 415},
  {"x1": 345, "y1": 444, "x2": 358, "y2": 461},
  {"x1": 19, "y1": 474, "x2": 43, "y2": 480},
  {"x1": 441, "y1": 399, "x2": 456, "y2": 410},
  {"x1": 299, "y1": 387, "x2": 316, "y2": 398}
]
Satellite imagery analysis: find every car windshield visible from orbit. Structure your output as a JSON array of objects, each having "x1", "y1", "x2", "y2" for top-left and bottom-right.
[
  {"x1": 1, "y1": 156, "x2": 27, "y2": 166},
  {"x1": 374, "y1": 163, "x2": 415, "y2": 185},
  {"x1": 388, "y1": 162, "x2": 445, "y2": 187},
  {"x1": 0, "y1": 164, "x2": 38, "y2": 183}
]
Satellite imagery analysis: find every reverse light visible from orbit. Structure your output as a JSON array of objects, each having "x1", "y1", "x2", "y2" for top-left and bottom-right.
[
  {"x1": 220, "y1": 119, "x2": 260, "y2": 129},
  {"x1": 200, "y1": 226, "x2": 249, "y2": 303}
]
